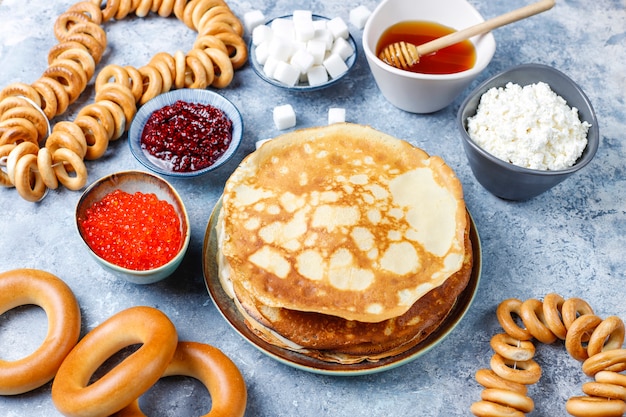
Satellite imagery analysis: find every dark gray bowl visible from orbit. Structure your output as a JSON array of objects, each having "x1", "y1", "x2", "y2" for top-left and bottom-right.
[{"x1": 457, "y1": 63, "x2": 599, "y2": 201}]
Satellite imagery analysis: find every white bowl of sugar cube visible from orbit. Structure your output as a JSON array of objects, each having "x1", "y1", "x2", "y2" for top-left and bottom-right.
[{"x1": 249, "y1": 11, "x2": 357, "y2": 91}]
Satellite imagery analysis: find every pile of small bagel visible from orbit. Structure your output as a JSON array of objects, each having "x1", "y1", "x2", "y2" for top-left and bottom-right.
[
  {"x1": 0, "y1": 268, "x2": 247, "y2": 417},
  {"x1": 0, "y1": 0, "x2": 247, "y2": 202},
  {"x1": 472, "y1": 294, "x2": 626, "y2": 417}
]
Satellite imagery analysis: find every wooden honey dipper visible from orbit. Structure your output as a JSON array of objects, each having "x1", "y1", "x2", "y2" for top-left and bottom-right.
[{"x1": 379, "y1": 0, "x2": 556, "y2": 70}]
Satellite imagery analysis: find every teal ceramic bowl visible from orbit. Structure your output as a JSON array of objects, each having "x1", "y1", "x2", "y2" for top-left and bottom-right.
[{"x1": 75, "y1": 170, "x2": 190, "y2": 284}]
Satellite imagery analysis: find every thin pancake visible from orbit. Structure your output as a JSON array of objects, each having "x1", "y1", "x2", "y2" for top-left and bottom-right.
[{"x1": 220, "y1": 123, "x2": 467, "y2": 323}]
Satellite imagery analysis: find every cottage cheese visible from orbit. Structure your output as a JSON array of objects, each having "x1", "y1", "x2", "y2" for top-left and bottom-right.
[{"x1": 467, "y1": 82, "x2": 591, "y2": 170}]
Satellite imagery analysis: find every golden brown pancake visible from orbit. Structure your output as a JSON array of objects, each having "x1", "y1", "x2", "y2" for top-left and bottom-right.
[
  {"x1": 219, "y1": 123, "x2": 468, "y2": 324},
  {"x1": 227, "y1": 220, "x2": 472, "y2": 364}
]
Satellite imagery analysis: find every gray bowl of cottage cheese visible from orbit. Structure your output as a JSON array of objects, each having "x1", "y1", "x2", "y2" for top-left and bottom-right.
[{"x1": 457, "y1": 63, "x2": 599, "y2": 201}]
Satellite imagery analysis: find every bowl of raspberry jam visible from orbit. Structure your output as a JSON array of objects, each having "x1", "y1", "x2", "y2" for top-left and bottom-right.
[
  {"x1": 75, "y1": 170, "x2": 190, "y2": 284},
  {"x1": 129, "y1": 89, "x2": 243, "y2": 178}
]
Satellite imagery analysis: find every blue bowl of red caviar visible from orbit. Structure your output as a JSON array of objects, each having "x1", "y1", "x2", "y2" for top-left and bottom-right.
[
  {"x1": 75, "y1": 170, "x2": 191, "y2": 284},
  {"x1": 128, "y1": 89, "x2": 243, "y2": 178}
]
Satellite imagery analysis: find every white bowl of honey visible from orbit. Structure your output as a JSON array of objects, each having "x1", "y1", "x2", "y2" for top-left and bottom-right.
[{"x1": 363, "y1": 0, "x2": 496, "y2": 113}]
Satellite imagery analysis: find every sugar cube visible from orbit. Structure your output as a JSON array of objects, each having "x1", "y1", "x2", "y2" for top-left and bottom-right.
[
  {"x1": 331, "y1": 36, "x2": 354, "y2": 61},
  {"x1": 244, "y1": 10, "x2": 265, "y2": 32},
  {"x1": 327, "y1": 17, "x2": 349, "y2": 39},
  {"x1": 349, "y1": 6, "x2": 371, "y2": 29},
  {"x1": 273, "y1": 104, "x2": 296, "y2": 130},
  {"x1": 328, "y1": 108, "x2": 346, "y2": 124},
  {"x1": 306, "y1": 65, "x2": 329, "y2": 86},
  {"x1": 323, "y1": 53, "x2": 349, "y2": 79},
  {"x1": 273, "y1": 61, "x2": 300, "y2": 86},
  {"x1": 252, "y1": 24, "x2": 272, "y2": 46}
]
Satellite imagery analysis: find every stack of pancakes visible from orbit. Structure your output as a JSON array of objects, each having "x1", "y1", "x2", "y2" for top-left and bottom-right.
[{"x1": 216, "y1": 123, "x2": 473, "y2": 364}]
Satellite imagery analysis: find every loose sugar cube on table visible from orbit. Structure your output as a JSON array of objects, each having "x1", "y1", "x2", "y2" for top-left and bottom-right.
[
  {"x1": 273, "y1": 104, "x2": 296, "y2": 130},
  {"x1": 349, "y1": 6, "x2": 371, "y2": 29},
  {"x1": 328, "y1": 108, "x2": 346, "y2": 124},
  {"x1": 244, "y1": 10, "x2": 265, "y2": 32}
]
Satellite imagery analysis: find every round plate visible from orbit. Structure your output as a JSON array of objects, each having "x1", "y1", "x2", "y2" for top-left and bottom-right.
[
  {"x1": 202, "y1": 198, "x2": 481, "y2": 375},
  {"x1": 249, "y1": 14, "x2": 358, "y2": 92},
  {"x1": 128, "y1": 89, "x2": 243, "y2": 178}
]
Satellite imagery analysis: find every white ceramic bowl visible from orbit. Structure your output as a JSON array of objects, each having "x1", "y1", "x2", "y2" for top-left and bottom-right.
[
  {"x1": 362, "y1": 0, "x2": 496, "y2": 113},
  {"x1": 76, "y1": 170, "x2": 190, "y2": 284}
]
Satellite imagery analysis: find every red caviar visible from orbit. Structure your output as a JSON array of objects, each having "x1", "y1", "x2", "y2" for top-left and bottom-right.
[{"x1": 79, "y1": 189, "x2": 183, "y2": 271}]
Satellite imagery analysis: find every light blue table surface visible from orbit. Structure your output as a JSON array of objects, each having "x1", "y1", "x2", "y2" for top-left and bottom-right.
[{"x1": 1, "y1": 0, "x2": 625, "y2": 416}]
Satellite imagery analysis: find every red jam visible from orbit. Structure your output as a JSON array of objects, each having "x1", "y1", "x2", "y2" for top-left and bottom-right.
[
  {"x1": 140, "y1": 100, "x2": 233, "y2": 172},
  {"x1": 79, "y1": 189, "x2": 183, "y2": 271}
]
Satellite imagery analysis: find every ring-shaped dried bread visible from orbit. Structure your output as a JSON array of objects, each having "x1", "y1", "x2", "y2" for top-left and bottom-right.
[
  {"x1": 74, "y1": 114, "x2": 110, "y2": 160},
  {"x1": 6, "y1": 141, "x2": 39, "y2": 185},
  {"x1": 0, "y1": 82, "x2": 42, "y2": 107},
  {"x1": 54, "y1": 11, "x2": 92, "y2": 41},
  {"x1": 496, "y1": 298, "x2": 532, "y2": 341},
  {"x1": 582, "y1": 381, "x2": 626, "y2": 401},
  {"x1": 474, "y1": 368, "x2": 528, "y2": 395},
  {"x1": 14, "y1": 153, "x2": 47, "y2": 202},
  {"x1": 114, "y1": 341, "x2": 247, "y2": 417},
  {"x1": 51, "y1": 306, "x2": 178, "y2": 417},
  {"x1": 542, "y1": 292, "x2": 567, "y2": 340},
  {"x1": 562, "y1": 297, "x2": 594, "y2": 330},
  {"x1": 0, "y1": 118, "x2": 39, "y2": 146},
  {"x1": 480, "y1": 388, "x2": 534, "y2": 414},
  {"x1": 67, "y1": 1, "x2": 103, "y2": 24},
  {"x1": 489, "y1": 354, "x2": 542, "y2": 385},
  {"x1": 587, "y1": 315, "x2": 625, "y2": 358},
  {"x1": 0, "y1": 143, "x2": 16, "y2": 186},
  {"x1": 582, "y1": 348, "x2": 626, "y2": 377},
  {"x1": 0, "y1": 269, "x2": 81, "y2": 395},
  {"x1": 489, "y1": 333, "x2": 535, "y2": 362},
  {"x1": 37, "y1": 147, "x2": 59, "y2": 189},
  {"x1": 33, "y1": 76, "x2": 71, "y2": 116},
  {"x1": 1, "y1": 106, "x2": 49, "y2": 143},
  {"x1": 565, "y1": 314, "x2": 603, "y2": 361},
  {"x1": 520, "y1": 298, "x2": 557, "y2": 344},
  {"x1": 51, "y1": 147, "x2": 88, "y2": 190},
  {"x1": 470, "y1": 400, "x2": 526, "y2": 417},
  {"x1": 565, "y1": 396, "x2": 626, "y2": 417}
]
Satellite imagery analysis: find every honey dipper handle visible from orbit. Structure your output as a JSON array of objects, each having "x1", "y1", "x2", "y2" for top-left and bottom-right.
[{"x1": 417, "y1": 0, "x2": 556, "y2": 56}]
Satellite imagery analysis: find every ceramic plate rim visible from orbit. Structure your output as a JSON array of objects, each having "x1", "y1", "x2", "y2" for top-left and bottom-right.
[
  {"x1": 128, "y1": 89, "x2": 243, "y2": 178},
  {"x1": 202, "y1": 197, "x2": 482, "y2": 376},
  {"x1": 249, "y1": 14, "x2": 358, "y2": 92}
]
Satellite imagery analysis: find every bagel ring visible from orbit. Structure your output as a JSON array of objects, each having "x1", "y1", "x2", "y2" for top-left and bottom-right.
[
  {"x1": 0, "y1": 143, "x2": 16, "y2": 187},
  {"x1": 542, "y1": 293, "x2": 567, "y2": 340},
  {"x1": 0, "y1": 82, "x2": 42, "y2": 107},
  {"x1": 480, "y1": 388, "x2": 534, "y2": 414},
  {"x1": 595, "y1": 371, "x2": 626, "y2": 388},
  {"x1": 582, "y1": 349, "x2": 626, "y2": 377},
  {"x1": 562, "y1": 297, "x2": 594, "y2": 330},
  {"x1": 0, "y1": 118, "x2": 39, "y2": 146},
  {"x1": 489, "y1": 354, "x2": 542, "y2": 385},
  {"x1": 67, "y1": 1, "x2": 103, "y2": 24},
  {"x1": 6, "y1": 141, "x2": 39, "y2": 185},
  {"x1": 14, "y1": 153, "x2": 47, "y2": 202},
  {"x1": 51, "y1": 147, "x2": 88, "y2": 190},
  {"x1": 33, "y1": 76, "x2": 71, "y2": 116},
  {"x1": 42, "y1": 63, "x2": 86, "y2": 104},
  {"x1": 56, "y1": 48, "x2": 97, "y2": 80},
  {"x1": 565, "y1": 396, "x2": 626, "y2": 417},
  {"x1": 138, "y1": 65, "x2": 164, "y2": 105},
  {"x1": 115, "y1": 341, "x2": 247, "y2": 417},
  {"x1": 95, "y1": 99, "x2": 127, "y2": 140},
  {"x1": 475, "y1": 368, "x2": 528, "y2": 395},
  {"x1": 77, "y1": 102, "x2": 116, "y2": 141},
  {"x1": 74, "y1": 114, "x2": 110, "y2": 160},
  {"x1": 203, "y1": 48, "x2": 234, "y2": 89},
  {"x1": 214, "y1": 31, "x2": 248, "y2": 69},
  {"x1": 54, "y1": 11, "x2": 91, "y2": 41},
  {"x1": 565, "y1": 314, "x2": 603, "y2": 361},
  {"x1": 520, "y1": 298, "x2": 557, "y2": 344},
  {"x1": 489, "y1": 333, "x2": 536, "y2": 362},
  {"x1": 37, "y1": 147, "x2": 59, "y2": 189},
  {"x1": 51, "y1": 306, "x2": 178, "y2": 417},
  {"x1": 94, "y1": 83, "x2": 137, "y2": 126},
  {"x1": 582, "y1": 381, "x2": 626, "y2": 401},
  {"x1": 0, "y1": 269, "x2": 81, "y2": 395},
  {"x1": 470, "y1": 400, "x2": 526, "y2": 417},
  {"x1": 587, "y1": 315, "x2": 625, "y2": 358},
  {"x1": 496, "y1": 298, "x2": 532, "y2": 341},
  {"x1": 184, "y1": 53, "x2": 209, "y2": 89}
]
